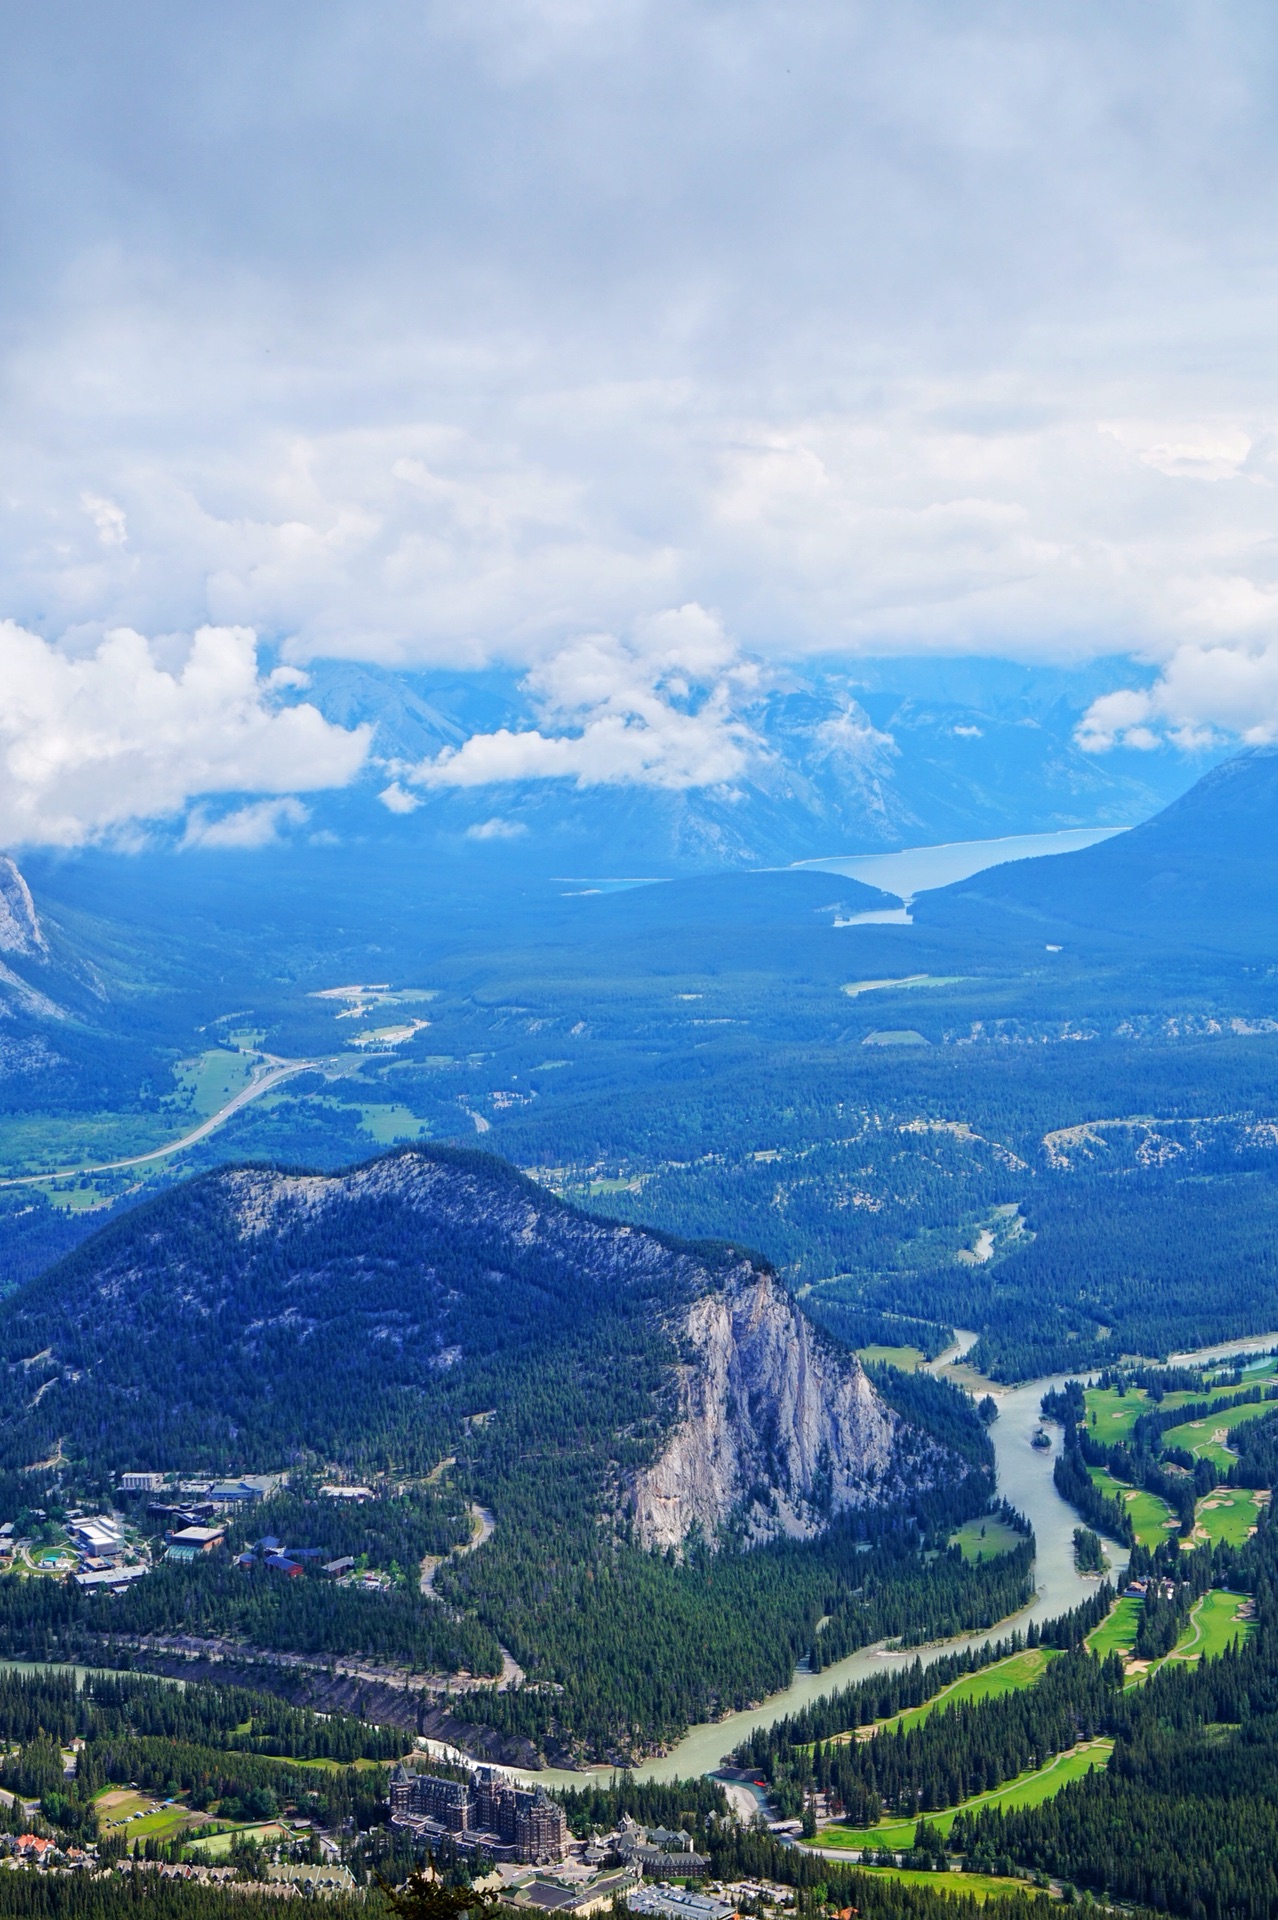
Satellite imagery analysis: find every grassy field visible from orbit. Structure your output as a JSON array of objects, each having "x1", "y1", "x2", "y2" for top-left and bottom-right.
[
  {"x1": 846, "y1": 1867, "x2": 1050, "y2": 1902},
  {"x1": 1081, "y1": 1381, "x2": 1275, "y2": 1446},
  {"x1": 809, "y1": 1742, "x2": 1114, "y2": 1851},
  {"x1": 186, "y1": 1822, "x2": 290, "y2": 1859},
  {"x1": 1086, "y1": 1466, "x2": 1177, "y2": 1549},
  {"x1": 94, "y1": 1789, "x2": 214, "y2": 1845},
  {"x1": 1192, "y1": 1487, "x2": 1267, "y2": 1546},
  {"x1": 1085, "y1": 1595, "x2": 1142, "y2": 1659},
  {"x1": 1161, "y1": 1399, "x2": 1276, "y2": 1467},
  {"x1": 817, "y1": 1648, "x2": 1059, "y2": 1749},
  {"x1": 948, "y1": 1517, "x2": 1025, "y2": 1564},
  {"x1": 170, "y1": 1049, "x2": 256, "y2": 1119},
  {"x1": 0, "y1": 1113, "x2": 175, "y2": 1179},
  {"x1": 858, "y1": 1345, "x2": 928, "y2": 1371},
  {"x1": 1083, "y1": 1386, "x2": 1174, "y2": 1440},
  {"x1": 1162, "y1": 1589, "x2": 1255, "y2": 1665}
]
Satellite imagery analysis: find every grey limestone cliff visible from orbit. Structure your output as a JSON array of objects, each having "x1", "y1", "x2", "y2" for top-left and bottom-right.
[{"x1": 629, "y1": 1262, "x2": 942, "y2": 1551}]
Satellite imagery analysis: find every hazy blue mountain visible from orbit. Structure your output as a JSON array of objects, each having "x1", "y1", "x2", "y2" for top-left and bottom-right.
[
  {"x1": 298, "y1": 657, "x2": 1215, "y2": 873},
  {"x1": 913, "y1": 747, "x2": 1278, "y2": 953}
]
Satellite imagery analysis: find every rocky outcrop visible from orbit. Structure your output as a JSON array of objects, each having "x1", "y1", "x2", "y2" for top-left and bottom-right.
[
  {"x1": 0, "y1": 858, "x2": 46, "y2": 958},
  {"x1": 629, "y1": 1265, "x2": 929, "y2": 1551}
]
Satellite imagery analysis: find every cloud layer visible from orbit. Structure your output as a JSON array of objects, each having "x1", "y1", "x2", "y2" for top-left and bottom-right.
[
  {"x1": 406, "y1": 607, "x2": 756, "y2": 791},
  {"x1": 0, "y1": 624, "x2": 368, "y2": 847},
  {"x1": 4, "y1": 2, "x2": 1278, "y2": 819}
]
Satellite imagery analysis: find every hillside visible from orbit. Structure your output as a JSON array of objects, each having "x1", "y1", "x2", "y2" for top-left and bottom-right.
[
  {"x1": 300, "y1": 656, "x2": 1194, "y2": 872},
  {"x1": 0, "y1": 1145, "x2": 919, "y2": 1511},
  {"x1": 913, "y1": 747, "x2": 1278, "y2": 953},
  {"x1": 0, "y1": 1147, "x2": 1018, "y2": 1757}
]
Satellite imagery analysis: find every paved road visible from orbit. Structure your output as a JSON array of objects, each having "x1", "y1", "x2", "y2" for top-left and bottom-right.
[{"x1": 0, "y1": 1056, "x2": 322, "y2": 1190}]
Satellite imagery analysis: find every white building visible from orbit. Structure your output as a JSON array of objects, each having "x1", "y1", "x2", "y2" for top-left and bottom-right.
[{"x1": 71, "y1": 1517, "x2": 125, "y2": 1560}]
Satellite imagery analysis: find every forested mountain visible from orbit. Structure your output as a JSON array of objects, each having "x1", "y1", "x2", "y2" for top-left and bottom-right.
[
  {"x1": 0, "y1": 1144, "x2": 940, "y2": 1509},
  {"x1": 915, "y1": 746, "x2": 1278, "y2": 952},
  {"x1": 294, "y1": 656, "x2": 1194, "y2": 873},
  {"x1": 0, "y1": 1145, "x2": 1013, "y2": 1756}
]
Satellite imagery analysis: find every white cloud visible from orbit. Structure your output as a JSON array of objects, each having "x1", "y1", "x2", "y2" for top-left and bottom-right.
[
  {"x1": 182, "y1": 796, "x2": 310, "y2": 849},
  {"x1": 3, "y1": 5, "x2": 1278, "y2": 762},
  {"x1": 1079, "y1": 639, "x2": 1278, "y2": 753},
  {"x1": 465, "y1": 816, "x2": 527, "y2": 840},
  {"x1": 408, "y1": 606, "x2": 758, "y2": 791},
  {"x1": 378, "y1": 780, "x2": 422, "y2": 814},
  {"x1": 0, "y1": 622, "x2": 369, "y2": 848}
]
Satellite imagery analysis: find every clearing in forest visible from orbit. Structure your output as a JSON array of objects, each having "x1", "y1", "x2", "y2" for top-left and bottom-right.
[
  {"x1": 812, "y1": 1647, "x2": 1060, "y2": 1750},
  {"x1": 849, "y1": 1867, "x2": 1051, "y2": 1902},
  {"x1": 947, "y1": 1517, "x2": 1024, "y2": 1563},
  {"x1": 857, "y1": 1345, "x2": 928, "y2": 1371},
  {"x1": 1191, "y1": 1487, "x2": 1268, "y2": 1547},
  {"x1": 1085, "y1": 1595, "x2": 1142, "y2": 1660},
  {"x1": 1161, "y1": 1589, "x2": 1255, "y2": 1665},
  {"x1": 1086, "y1": 1465, "x2": 1176, "y2": 1549},
  {"x1": 808, "y1": 1741, "x2": 1114, "y2": 1851},
  {"x1": 1160, "y1": 1399, "x2": 1275, "y2": 1467}
]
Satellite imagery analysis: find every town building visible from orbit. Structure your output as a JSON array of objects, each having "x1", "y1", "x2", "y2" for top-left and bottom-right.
[
  {"x1": 627, "y1": 1888, "x2": 738, "y2": 1920},
  {"x1": 74, "y1": 1563, "x2": 149, "y2": 1591},
  {"x1": 388, "y1": 1765, "x2": 569, "y2": 1864},
  {"x1": 508, "y1": 1871, "x2": 637, "y2": 1915},
  {"x1": 70, "y1": 1517, "x2": 126, "y2": 1562},
  {"x1": 165, "y1": 1525, "x2": 225, "y2": 1563},
  {"x1": 119, "y1": 1473, "x2": 165, "y2": 1493},
  {"x1": 614, "y1": 1819, "x2": 710, "y2": 1876}
]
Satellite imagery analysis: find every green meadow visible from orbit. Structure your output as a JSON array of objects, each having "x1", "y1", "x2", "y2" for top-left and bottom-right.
[
  {"x1": 809, "y1": 1742, "x2": 1114, "y2": 1851},
  {"x1": 948, "y1": 1517, "x2": 1025, "y2": 1564},
  {"x1": 1086, "y1": 1595, "x2": 1142, "y2": 1659},
  {"x1": 1087, "y1": 1465, "x2": 1177, "y2": 1549}
]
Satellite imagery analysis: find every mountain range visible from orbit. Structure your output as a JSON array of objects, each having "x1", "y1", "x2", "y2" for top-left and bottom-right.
[{"x1": 270, "y1": 656, "x2": 1209, "y2": 872}]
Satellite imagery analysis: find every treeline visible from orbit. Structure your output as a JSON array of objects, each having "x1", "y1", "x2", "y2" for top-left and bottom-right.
[
  {"x1": 444, "y1": 1525, "x2": 1036, "y2": 1760},
  {"x1": 800, "y1": 1303, "x2": 953, "y2": 1363},
  {"x1": 1051, "y1": 1450, "x2": 1133, "y2": 1548},
  {"x1": 950, "y1": 1522, "x2": 1278, "y2": 1920},
  {"x1": 862, "y1": 1367, "x2": 995, "y2": 1476},
  {"x1": 795, "y1": 1647, "x2": 1119, "y2": 1829},
  {"x1": 0, "y1": 1877, "x2": 369, "y2": 1920},
  {"x1": 0, "y1": 1668, "x2": 402, "y2": 1761},
  {"x1": 733, "y1": 1582, "x2": 1112, "y2": 1789},
  {"x1": 221, "y1": 1482, "x2": 473, "y2": 1573},
  {"x1": 0, "y1": 1555, "x2": 503, "y2": 1677},
  {"x1": 1048, "y1": 1372, "x2": 1278, "y2": 1550},
  {"x1": 552, "y1": 1774, "x2": 728, "y2": 1839},
  {"x1": 705, "y1": 1820, "x2": 1072, "y2": 1920}
]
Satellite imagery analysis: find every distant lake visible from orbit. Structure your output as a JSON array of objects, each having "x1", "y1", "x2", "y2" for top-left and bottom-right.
[{"x1": 792, "y1": 825, "x2": 1127, "y2": 902}]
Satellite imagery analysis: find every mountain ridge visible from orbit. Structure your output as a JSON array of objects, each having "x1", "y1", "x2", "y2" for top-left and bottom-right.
[
  {"x1": 912, "y1": 746, "x2": 1278, "y2": 953},
  {"x1": 0, "y1": 1144, "x2": 972, "y2": 1552}
]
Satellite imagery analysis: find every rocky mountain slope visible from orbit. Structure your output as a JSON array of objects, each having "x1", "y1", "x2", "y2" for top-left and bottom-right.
[
  {"x1": 305, "y1": 656, "x2": 1197, "y2": 873},
  {"x1": 631, "y1": 1264, "x2": 937, "y2": 1549},
  {"x1": 0, "y1": 1146, "x2": 969, "y2": 1545}
]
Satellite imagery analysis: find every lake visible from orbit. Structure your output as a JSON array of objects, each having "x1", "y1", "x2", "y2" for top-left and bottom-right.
[{"x1": 792, "y1": 826, "x2": 1126, "y2": 903}]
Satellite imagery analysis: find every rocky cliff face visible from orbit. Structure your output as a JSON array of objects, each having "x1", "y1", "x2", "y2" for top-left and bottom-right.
[
  {"x1": 0, "y1": 858, "x2": 46, "y2": 958},
  {"x1": 629, "y1": 1265, "x2": 942, "y2": 1551}
]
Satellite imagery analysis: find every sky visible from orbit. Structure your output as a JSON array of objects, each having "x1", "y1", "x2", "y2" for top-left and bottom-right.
[{"x1": 3, "y1": 1, "x2": 1278, "y2": 841}]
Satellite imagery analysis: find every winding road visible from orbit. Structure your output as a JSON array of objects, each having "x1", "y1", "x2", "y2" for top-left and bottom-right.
[{"x1": 0, "y1": 1055, "x2": 322, "y2": 1191}]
